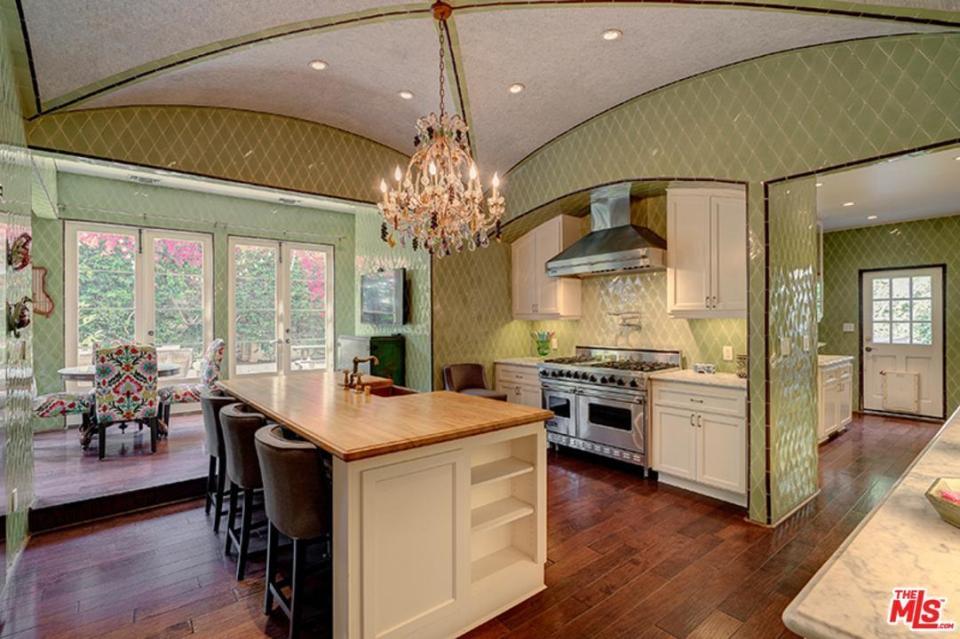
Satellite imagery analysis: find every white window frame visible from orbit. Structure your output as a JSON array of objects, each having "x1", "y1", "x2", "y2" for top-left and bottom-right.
[
  {"x1": 64, "y1": 221, "x2": 214, "y2": 385},
  {"x1": 227, "y1": 236, "x2": 335, "y2": 378}
]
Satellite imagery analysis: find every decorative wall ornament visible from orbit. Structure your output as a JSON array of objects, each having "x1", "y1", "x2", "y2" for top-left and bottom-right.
[
  {"x1": 31, "y1": 266, "x2": 54, "y2": 317},
  {"x1": 7, "y1": 231, "x2": 31, "y2": 271},
  {"x1": 377, "y1": 1, "x2": 504, "y2": 257},
  {"x1": 7, "y1": 296, "x2": 32, "y2": 337}
]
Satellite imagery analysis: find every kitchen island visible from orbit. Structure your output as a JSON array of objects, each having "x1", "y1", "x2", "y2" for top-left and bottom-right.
[
  {"x1": 783, "y1": 407, "x2": 960, "y2": 637},
  {"x1": 219, "y1": 372, "x2": 552, "y2": 639}
]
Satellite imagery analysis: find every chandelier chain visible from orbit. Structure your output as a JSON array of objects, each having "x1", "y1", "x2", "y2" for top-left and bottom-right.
[{"x1": 437, "y1": 22, "x2": 446, "y2": 118}]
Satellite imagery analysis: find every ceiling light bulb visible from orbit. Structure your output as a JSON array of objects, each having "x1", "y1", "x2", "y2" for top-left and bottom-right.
[
  {"x1": 469, "y1": 163, "x2": 478, "y2": 180},
  {"x1": 428, "y1": 161, "x2": 437, "y2": 176},
  {"x1": 842, "y1": 201, "x2": 855, "y2": 207},
  {"x1": 602, "y1": 29, "x2": 623, "y2": 41},
  {"x1": 492, "y1": 172, "x2": 500, "y2": 189},
  {"x1": 509, "y1": 83, "x2": 525, "y2": 94},
  {"x1": 394, "y1": 166, "x2": 403, "y2": 182},
  {"x1": 955, "y1": 156, "x2": 960, "y2": 161},
  {"x1": 379, "y1": 179, "x2": 388, "y2": 193},
  {"x1": 398, "y1": 90, "x2": 414, "y2": 100},
  {"x1": 867, "y1": 215, "x2": 878, "y2": 220},
  {"x1": 815, "y1": 182, "x2": 823, "y2": 187},
  {"x1": 308, "y1": 59, "x2": 328, "y2": 71}
]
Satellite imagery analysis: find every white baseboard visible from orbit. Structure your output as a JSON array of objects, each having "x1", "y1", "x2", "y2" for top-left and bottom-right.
[{"x1": 658, "y1": 473, "x2": 748, "y2": 507}]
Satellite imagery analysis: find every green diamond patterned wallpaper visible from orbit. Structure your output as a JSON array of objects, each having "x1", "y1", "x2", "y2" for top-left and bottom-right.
[
  {"x1": 25, "y1": 106, "x2": 406, "y2": 206},
  {"x1": 0, "y1": 22, "x2": 33, "y2": 583},
  {"x1": 435, "y1": 32, "x2": 960, "y2": 524},
  {"x1": 354, "y1": 209, "x2": 433, "y2": 391},
  {"x1": 30, "y1": 173, "x2": 357, "y2": 431},
  {"x1": 820, "y1": 212, "x2": 960, "y2": 415}
]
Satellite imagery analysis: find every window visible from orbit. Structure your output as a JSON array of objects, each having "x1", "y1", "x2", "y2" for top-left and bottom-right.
[
  {"x1": 871, "y1": 275, "x2": 932, "y2": 345},
  {"x1": 65, "y1": 223, "x2": 214, "y2": 381},
  {"x1": 228, "y1": 238, "x2": 334, "y2": 376}
]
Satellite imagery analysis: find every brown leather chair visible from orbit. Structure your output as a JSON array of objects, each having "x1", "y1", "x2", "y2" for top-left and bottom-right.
[
  {"x1": 200, "y1": 389, "x2": 235, "y2": 533},
  {"x1": 442, "y1": 364, "x2": 508, "y2": 401},
  {"x1": 220, "y1": 402, "x2": 266, "y2": 580},
  {"x1": 256, "y1": 425, "x2": 331, "y2": 639}
]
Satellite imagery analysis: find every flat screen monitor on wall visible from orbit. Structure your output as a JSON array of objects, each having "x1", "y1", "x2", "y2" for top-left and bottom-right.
[{"x1": 360, "y1": 268, "x2": 406, "y2": 325}]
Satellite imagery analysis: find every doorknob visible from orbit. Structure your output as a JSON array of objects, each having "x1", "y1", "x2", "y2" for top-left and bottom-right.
[{"x1": 864, "y1": 347, "x2": 873, "y2": 352}]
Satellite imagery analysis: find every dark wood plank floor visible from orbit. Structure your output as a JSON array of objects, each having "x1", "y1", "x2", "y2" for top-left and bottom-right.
[
  {"x1": 32, "y1": 414, "x2": 208, "y2": 508},
  {"x1": 0, "y1": 413, "x2": 939, "y2": 638}
]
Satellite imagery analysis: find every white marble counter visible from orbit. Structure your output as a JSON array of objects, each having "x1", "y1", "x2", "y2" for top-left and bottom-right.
[
  {"x1": 783, "y1": 409, "x2": 960, "y2": 638},
  {"x1": 649, "y1": 369, "x2": 747, "y2": 390},
  {"x1": 818, "y1": 354, "x2": 854, "y2": 367},
  {"x1": 494, "y1": 357, "x2": 545, "y2": 367}
]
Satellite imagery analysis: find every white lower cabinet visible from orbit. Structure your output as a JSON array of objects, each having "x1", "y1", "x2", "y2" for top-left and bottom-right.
[
  {"x1": 495, "y1": 363, "x2": 543, "y2": 408},
  {"x1": 818, "y1": 359, "x2": 853, "y2": 442},
  {"x1": 651, "y1": 380, "x2": 747, "y2": 506}
]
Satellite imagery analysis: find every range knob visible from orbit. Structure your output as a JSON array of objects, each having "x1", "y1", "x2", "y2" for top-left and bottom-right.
[
  {"x1": 570, "y1": 371, "x2": 579, "y2": 380},
  {"x1": 600, "y1": 376, "x2": 608, "y2": 384},
  {"x1": 629, "y1": 379, "x2": 639, "y2": 388},
  {"x1": 539, "y1": 369, "x2": 548, "y2": 377},
  {"x1": 589, "y1": 375, "x2": 597, "y2": 383},
  {"x1": 616, "y1": 378, "x2": 625, "y2": 386},
  {"x1": 551, "y1": 370, "x2": 560, "y2": 377}
]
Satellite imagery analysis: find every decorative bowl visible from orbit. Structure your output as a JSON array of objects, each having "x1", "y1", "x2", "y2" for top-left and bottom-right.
[{"x1": 925, "y1": 477, "x2": 960, "y2": 529}]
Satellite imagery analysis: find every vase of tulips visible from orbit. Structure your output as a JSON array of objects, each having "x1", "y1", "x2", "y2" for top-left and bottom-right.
[{"x1": 533, "y1": 330, "x2": 554, "y2": 357}]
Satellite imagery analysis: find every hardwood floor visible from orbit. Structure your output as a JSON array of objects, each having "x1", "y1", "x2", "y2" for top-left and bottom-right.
[
  {"x1": 0, "y1": 413, "x2": 939, "y2": 638},
  {"x1": 32, "y1": 414, "x2": 208, "y2": 509}
]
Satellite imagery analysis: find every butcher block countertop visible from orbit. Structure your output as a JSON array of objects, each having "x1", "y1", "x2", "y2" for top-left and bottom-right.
[{"x1": 218, "y1": 371, "x2": 552, "y2": 461}]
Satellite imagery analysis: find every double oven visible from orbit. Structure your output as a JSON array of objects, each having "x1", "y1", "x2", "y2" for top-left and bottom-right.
[{"x1": 542, "y1": 380, "x2": 647, "y2": 465}]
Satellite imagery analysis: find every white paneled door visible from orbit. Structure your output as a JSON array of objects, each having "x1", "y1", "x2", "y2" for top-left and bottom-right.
[
  {"x1": 228, "y1": 238, "x2": 334, "y2": 377},
  {"x1": 862, "y1": 267, "x2": 944, "y2": 418}
]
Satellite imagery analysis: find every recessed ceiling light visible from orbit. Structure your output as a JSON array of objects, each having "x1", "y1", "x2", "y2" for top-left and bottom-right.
[
  {"x1": 602, "y1": 29, "x2": 623, "y2": 41},
  {"x1": 955, "y1": 155, "x2": 960, "y2": 161},
  {"x1": 398, "y1": 90, "x2": 414, "y2": 100},
  {"x1": 842, "y1": 201, "x2": 856, "y2": 207},
  {"x1": 508, "y1": 83, "x2": 525, "y2": 94},
  {"x1": 308, "y1": 59, "x2": 328, "y2": 71},
  {"x1": 815, "y1": 182, "x2": 823, "y2": 187},
  {"x1": 867, "y1": 215, "x2": 878, "y2": 220}
]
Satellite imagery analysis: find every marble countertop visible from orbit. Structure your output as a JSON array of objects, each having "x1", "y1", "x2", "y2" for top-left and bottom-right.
[
  {"x1": 649, "y1": 369, "x2": 747, "y2": 390},
  {"x1": 818, "y1": 354, "x2": 854, "y2": 367},
  {"x1": 783, "y1": 409, "x2": 960, "y2": 638},
  {"x1": 494, "y1": 357, "x2": 545, "y2": 367}
]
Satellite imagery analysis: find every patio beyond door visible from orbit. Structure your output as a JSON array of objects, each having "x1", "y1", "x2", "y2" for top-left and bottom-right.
[
  {"x1": 228, "y1": 238, "x2": 334, "y2": 376},
  {"x1": 861, "y1": 266, "x2": 944, "y2": 419}
]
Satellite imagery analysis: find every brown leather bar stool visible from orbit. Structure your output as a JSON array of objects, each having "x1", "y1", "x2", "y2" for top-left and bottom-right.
[
  {"x1": 256, "y1": 425, "x2": 331, "y2": 639},
  {"x1": 220, "y1": 402, "x2": 266, "y2": 580},
  {"x1": 442, "y1": 363, "x2": 508, "y2": 401},
  {"x1": 200, "y1": 389, "x2": 235, "y2": 533}
]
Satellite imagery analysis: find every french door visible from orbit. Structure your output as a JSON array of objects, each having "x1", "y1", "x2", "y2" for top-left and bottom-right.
[
  {"x1": 65, "y1": 222, "x2": 214, "y2": 382},
  {"x1": 861, "y1": 266, "x2": 944, "y2": 418},
  {"x1": 227, "y1": 237, "x2": 334, "y2": 377}
]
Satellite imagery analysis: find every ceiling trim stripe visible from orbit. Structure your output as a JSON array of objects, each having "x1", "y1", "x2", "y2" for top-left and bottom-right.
[
  {"x1": 442, "y1": 16, "x2": 479, "y2": 161},
  {"x1": 502, "y1": 30, "x2": 959, "y2": 181},
  {"x1": 3, "y1": 0, "x2": 40, "y2": 117},
  {"x1": 26, "y1": 0, "x2": 960, "y2": 118}
]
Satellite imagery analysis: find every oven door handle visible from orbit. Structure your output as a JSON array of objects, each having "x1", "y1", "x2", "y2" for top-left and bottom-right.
[{"x1": 576, "y1": 389, "x2": 644, "y2": 405}]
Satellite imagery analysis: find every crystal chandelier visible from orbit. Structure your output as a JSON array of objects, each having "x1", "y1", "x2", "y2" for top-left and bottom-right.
[{"x1": 377, "y1": 1, "x2": 504, "y2": 257}]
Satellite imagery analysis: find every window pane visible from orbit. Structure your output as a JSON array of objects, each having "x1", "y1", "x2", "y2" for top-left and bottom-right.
[
  {"x1": 234, "y1": 244, "x2": 277, "y2": 374},
  {"x1": 288, "y1": 248, "x2": 328, "y2": 370},
  {"x1": 892, "y1": 322, "x2": 911, "y2": 344},
  {"x1": 912, "y1": 276, "x2": 932, "y2": 298},
  {"x1": 873, "y1": 323, "x2": 890, "y2": 343},
  {"x1": 76, "y1": 231, "x2": 137, "y2": 362},
  {"x1": 872, "y1": 278, "x2": 890, "y2": 299},
  {"x1": 153, "y1": 238, "x2": 206, "y2": 380},
  {"x1": 891, "y1": 277, "x2": 911, "y2": 299},
  {"x1": 872, "y1": 301, "x2": 890, "y2": 321},
  {"x1": 912, "y1": 299, "x2": 932, "y2": 322},
  {"x1": 891, "y1": 300, "x2": 911, "y2": 322},
  {"x1": 912, "y1": 322, "x2": 932, "y2": 345}
]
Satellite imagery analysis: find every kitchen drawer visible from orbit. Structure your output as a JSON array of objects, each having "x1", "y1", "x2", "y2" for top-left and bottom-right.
[
  {"x1": 652, "y1": 381, "x2": 746, "y2": 418},
  {"x1": 496, "y1": 363, "x2": 541, "y2": 387}
]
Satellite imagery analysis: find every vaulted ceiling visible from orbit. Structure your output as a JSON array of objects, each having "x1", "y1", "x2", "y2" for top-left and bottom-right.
[{"x1": 14, "y1": 1, "x2": 960, "y2": 175}]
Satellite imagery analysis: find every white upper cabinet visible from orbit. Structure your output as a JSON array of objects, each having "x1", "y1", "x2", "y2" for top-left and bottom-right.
[
  {"x1": 511, "y1": 215, "x2": 583, "y2": 320},
  {"x1": 666, "y1": 187, "x2": 747, "y2": 318}
]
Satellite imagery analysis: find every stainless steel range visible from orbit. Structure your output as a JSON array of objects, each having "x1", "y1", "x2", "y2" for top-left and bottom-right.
[{"x1": 539, "y1": 346, "x2": 681, "y2": 469}]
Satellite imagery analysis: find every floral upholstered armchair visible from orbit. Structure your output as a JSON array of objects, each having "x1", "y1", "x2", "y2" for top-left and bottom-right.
[
  {"x1": 159, "y1": 338, "x2": 225, "y2": 427},
  {"x1": 94, "y1": 343, "x2": 160, "y2": 460}
]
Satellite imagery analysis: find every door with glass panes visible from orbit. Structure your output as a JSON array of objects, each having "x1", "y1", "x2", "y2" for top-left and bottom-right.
[
  {"x1": 65, "y1": 223, "x2": 213, "y2": 383},
  {"x1": 228, "y1": 238, "x2": 334, "y2": 376},
  {"x1": 861, "y1": 266, "x2": 944, "y2": 418}
]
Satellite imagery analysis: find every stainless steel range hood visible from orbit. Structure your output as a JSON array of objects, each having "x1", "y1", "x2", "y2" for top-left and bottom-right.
[{"x1": 546, "y1": 183, "x2": 666, "y2": 278}]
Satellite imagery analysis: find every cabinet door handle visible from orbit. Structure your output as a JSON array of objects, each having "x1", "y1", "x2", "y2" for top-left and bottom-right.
[
  {"x1": 705, "y1": 296, "x2": 710, "y2": 308},
  {"x1": 697, "y1": 415, "x2": 703, "y2": 428},
  {"x1": 711, "y1": 296, "x2": 718, "y2": 307},
  {"x1": 690, "y1": 414, "x2": 695, "y2": 427},
  {"x1": 690, "y1": 398, "x2": 704, "y2": 403}
]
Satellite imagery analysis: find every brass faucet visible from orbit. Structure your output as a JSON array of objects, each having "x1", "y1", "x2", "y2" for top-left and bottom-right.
[{"x1": 348, "y1": 355, "x2": 380, "y2": 391}]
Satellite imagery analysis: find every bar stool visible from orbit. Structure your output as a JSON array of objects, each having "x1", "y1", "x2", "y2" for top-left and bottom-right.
[
  {"x1": 220, "y1": 402, "x2": 266, "y2": 580},
  {"x1": 255, "y1": 425, "x2": 331, "y2": 639},
  {"x1": 200, "y1": 389, "x2": 234, "y2": 533}
]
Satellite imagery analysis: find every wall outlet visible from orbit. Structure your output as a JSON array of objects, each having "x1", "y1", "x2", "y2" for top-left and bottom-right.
[
  {"x1": 842, "y1": 323, "x2": 855, "y2": 333},
  {"x1": 550, "y1": 336, "x2": 559, "y2": 351},
  {"x1": 722, "y1": 345, "x2": 734, "y2": 361},
  {"x1": 780, "y1": 337, "x2": 792, "y2": 357},
  {"x1": 802, "y1": 335, "x2": 811, "y2": 352}
]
